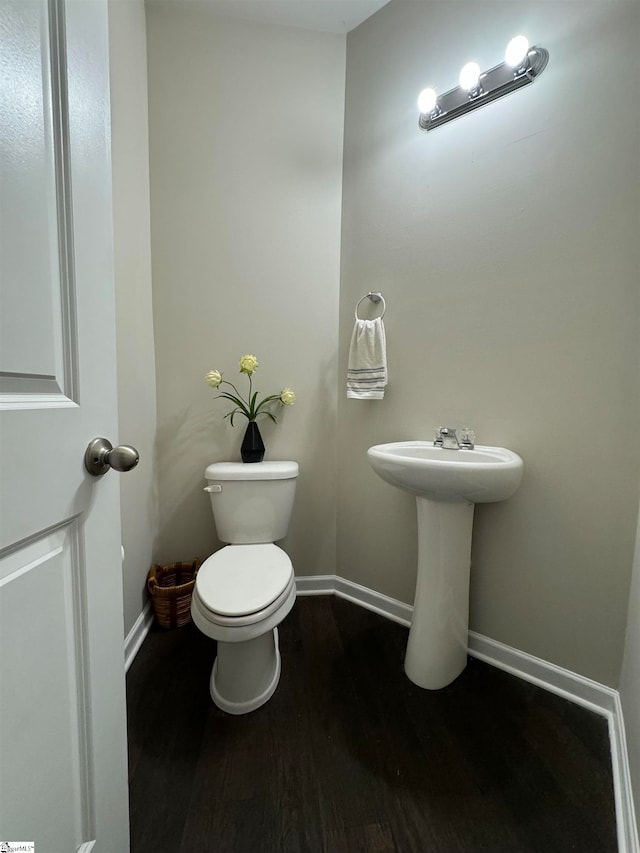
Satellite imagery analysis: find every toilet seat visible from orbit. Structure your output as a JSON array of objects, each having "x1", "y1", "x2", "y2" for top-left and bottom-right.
[
  {"x1": 192, "y1": 568, "x2": 296, "y2": 645},
  {"x1": 193, "y1": 573, "x2": 295, "y2": 631},
  {"x1": 195, "y1": 544, "x2": 293, "y2": 624}
]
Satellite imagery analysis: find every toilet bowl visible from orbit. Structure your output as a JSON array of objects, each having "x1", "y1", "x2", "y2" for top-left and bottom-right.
[
  {"x1": 192, "y1": 461, "x2": 298, "y2": 714},
  {"x1": 191, "y1": 544, "x2": 296, "y2": 714}
]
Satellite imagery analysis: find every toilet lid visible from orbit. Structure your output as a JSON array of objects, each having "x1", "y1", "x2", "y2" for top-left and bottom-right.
[{"x1": 197, "y1": 544, "x2": 293, "y2": 617}]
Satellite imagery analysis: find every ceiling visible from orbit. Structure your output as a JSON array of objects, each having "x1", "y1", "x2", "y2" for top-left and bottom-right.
[{"x1": 145, "y1": 0, "x2": 391, "y2": 34}]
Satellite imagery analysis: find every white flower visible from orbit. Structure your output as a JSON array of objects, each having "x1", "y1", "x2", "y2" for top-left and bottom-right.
[
  {"x1": 205, "y1": 369, "x2": 222, "y2": 388},
  {"x1": 239, "y1": 354, "x2": 259, "y2": 376},
  {"x1": 280, "y1": 388, "x2": 296, "y2": 405}
]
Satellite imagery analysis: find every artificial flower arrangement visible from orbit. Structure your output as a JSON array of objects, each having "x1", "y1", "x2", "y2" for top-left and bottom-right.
[
  {"x1": 206, "y1": 354, "x2": 295, "y2": 422},
  {"x1": 205, "y1": 354, "x2": 295, "y2": 462}
]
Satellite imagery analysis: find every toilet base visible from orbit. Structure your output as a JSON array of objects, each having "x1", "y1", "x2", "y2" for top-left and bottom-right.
[{"x1": 210, "y1": 627, "x2": 281, "y2": 715}]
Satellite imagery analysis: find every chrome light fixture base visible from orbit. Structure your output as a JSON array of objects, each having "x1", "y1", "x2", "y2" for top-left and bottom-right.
[{"x1": 419, "y1": 46, "x2": 549, "y2": 132}]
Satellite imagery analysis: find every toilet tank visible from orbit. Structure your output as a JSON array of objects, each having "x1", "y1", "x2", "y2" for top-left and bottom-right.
[{"x1": 204, "y1": 461, "x2": 298, "y2": 544}]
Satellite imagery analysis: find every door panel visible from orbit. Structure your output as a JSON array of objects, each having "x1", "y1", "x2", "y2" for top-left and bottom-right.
[
  {"x1": 0, "y1": 523, "x2": 92, "y2": 851},
  {"x1": 0, "y1": 0, "x2": 74, "y2": 403},
  {"x1": 0, "y1": 1, "x2": 130, "y2": 850}
]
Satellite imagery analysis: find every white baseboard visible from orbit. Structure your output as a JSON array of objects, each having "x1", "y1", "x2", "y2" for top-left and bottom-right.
[
  {"x1": 295, "y1": 574, "x2": 413, "y2": 626},
  {"x1": 295, "y1": 573, "x2": 638, "y2": 853},
  {"x1": 124, "y1": 600, "x2": 153, "y2": 672},
  {"x1": 335, "y1": 575, "x2": 413, "y2": 626},
  {"x1": 467, "y1": 630, "x2": 618, "y2": 716},
  {"x1": 294, "y1": 574, "x2": 336, "y2": 596},
  {"x1": 611, "y1": 692, "x2": 640, "y2": 853}
]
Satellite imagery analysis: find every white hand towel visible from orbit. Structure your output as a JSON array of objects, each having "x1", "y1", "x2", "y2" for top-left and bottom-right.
[{"x1": 347, "y1": 317, "x2": 388, "y2": 400}]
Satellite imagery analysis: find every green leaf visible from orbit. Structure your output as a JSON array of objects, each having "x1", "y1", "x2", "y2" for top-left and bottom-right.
[
  {"x1": 250, "y1": 391, "x2": 259, "y2": 419},
  {"x1": 218, "y1": 392, "x2": 251, "y2": 418},
  {"x1": 222, "y1": 380, "x2": 247, "y2": 402},
  {"x1": 223, "y1": 406, "x2": 247, "y2": 427},
  {"x1": 254, "y1": 394, "x2": 279, "y2": 414}
]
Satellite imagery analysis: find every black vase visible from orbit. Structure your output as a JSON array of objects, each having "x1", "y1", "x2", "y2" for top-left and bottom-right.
[{"x1": 241, "y1": 420, "x2": 265, "y2": 463}]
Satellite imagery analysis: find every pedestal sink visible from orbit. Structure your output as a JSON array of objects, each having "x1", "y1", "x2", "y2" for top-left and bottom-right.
[{"x1": 367, "y1": 441, "x2": 523, "y2": 690}]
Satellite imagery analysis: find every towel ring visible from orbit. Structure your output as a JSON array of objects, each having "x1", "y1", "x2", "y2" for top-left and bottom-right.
[{"x1": 355, "y1": 292, "x2": 386, "y2": 321}]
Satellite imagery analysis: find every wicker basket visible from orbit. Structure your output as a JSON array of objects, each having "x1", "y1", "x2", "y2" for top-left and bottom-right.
[{"x1": 147, "y1": 560, "x2": 201, "y2": 629}]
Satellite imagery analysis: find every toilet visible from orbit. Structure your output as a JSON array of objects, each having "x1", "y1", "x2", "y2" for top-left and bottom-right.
[{"x1": 191, "y1": 460, "x2": 298, "y2": 715}]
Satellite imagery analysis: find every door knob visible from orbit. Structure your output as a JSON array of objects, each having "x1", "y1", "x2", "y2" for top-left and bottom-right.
[{"x1": 85, "y1": 437, "x2": 140, "y2": 476}]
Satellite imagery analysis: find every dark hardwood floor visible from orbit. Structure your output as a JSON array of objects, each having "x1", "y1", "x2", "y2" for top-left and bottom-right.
[{"x1": 127, "y1": 595, "x2": 618, "y2": 852}]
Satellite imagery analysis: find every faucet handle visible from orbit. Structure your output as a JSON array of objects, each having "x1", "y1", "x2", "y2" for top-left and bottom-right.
[{"x1": 460, "y1": 428, "x2": 475, "y2": 449}]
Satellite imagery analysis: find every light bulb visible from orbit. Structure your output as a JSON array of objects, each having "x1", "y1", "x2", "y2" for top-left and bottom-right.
[
  {"x1": 417, "y1": 88, "x2": 437, "y2": 114},
  {"x1": 505, "y1": 35, "x2": 530, "y2": 68},
  {"x1": 459, "y1": 62, "x2": 481, "y2": 92}
]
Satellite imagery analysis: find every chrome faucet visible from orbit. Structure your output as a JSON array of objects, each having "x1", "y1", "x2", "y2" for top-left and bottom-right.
[
  {"x1": 434, "y1": 427, "x2": 475, "y2": 450},
  {"x1": 434, "y1": 427, "x2": 460, "y2": 449}
]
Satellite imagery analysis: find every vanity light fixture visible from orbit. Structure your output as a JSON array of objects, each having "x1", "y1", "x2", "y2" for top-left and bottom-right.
[{"x1": 418, "y1": 36, "x2": 549, "y2": 132}]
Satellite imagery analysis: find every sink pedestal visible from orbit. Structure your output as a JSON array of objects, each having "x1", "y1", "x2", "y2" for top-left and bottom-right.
[
  {"x1": 367, "y1": 439, "x2": 523, "y2": 691},
  {"x1": 404, "y1": 497, "x2": 474, "y2": 690}
]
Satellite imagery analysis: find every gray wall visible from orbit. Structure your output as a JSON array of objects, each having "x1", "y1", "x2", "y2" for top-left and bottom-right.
[
  {"x1": 119, "y1": 0, "x2": 640, "y2": 693},
  {"x1": 108, "y1": 0, "x2": 159, "y2": 637},
  {"x1": 146, "y1": 3, "x2": 345, "y2": 575},
  {"x1": 338, "y1": 1, "x2": 640, "y2": 686}
]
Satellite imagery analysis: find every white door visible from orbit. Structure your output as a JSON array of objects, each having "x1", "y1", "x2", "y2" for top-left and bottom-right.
[{"x1": 0, "y1": 1, "x2": 130, "y2": 850}]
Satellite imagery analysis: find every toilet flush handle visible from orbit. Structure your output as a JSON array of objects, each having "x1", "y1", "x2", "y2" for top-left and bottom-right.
[{"x1": 204, "y1": 484, "x2": 222, "y2": 493}]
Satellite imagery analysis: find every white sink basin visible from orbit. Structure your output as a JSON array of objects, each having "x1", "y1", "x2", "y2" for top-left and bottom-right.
[{"x1": 367, "y1": 441, "x2": 523, "y2": 503}]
